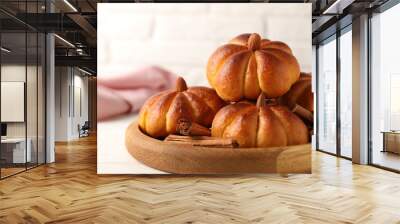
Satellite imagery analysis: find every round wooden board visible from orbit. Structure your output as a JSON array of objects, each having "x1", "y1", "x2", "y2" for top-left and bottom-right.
[{"x1": 125, "y1": 121, "x2": 311, "y2": 174}]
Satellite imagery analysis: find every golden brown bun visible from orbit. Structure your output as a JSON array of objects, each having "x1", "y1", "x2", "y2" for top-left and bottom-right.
[
  {"x1": 207, "y1": 33, "x2": 300, "y2": 102},
  {"x1": 139, "y1": 77, "x2": 226, "y2": 138},
  {"x1": 211, "y1": 94, "x2": 308, "y2": 147},
  {"x1": 280, "y1": 72, "x2": 313, "y2": 112}
]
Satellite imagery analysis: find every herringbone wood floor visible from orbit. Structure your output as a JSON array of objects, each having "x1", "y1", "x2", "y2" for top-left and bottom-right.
[{"x1": 1, "y1": 135, "x2": 400, "y2": 224}]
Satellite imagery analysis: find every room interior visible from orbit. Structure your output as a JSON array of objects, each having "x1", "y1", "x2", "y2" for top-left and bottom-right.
[
  {"x1": 0, "y1": 0, "x2": 400, "y2": 222},
  {"x1": 0, "y1": 30, "x2": 46, "y2": 178},
  {"x1": 0, "y1": 0, "x2": 97, "y2": 179}
]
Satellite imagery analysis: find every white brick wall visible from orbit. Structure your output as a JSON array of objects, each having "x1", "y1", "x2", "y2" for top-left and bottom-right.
[{"x1": 98, "y1": 3, "x2": 312, "y2": 87}]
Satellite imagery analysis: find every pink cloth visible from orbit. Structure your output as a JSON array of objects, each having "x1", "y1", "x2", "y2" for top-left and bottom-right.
[{"x1": 98, "y1": 66, "x2": 176, "y2": 121}]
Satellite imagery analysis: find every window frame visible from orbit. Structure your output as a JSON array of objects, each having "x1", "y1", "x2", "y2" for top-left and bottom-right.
[{"x1": 315, "y1": 23, "x2": 353, "y2": 161}]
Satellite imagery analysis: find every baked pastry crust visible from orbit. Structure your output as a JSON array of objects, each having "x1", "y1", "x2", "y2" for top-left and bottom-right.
[
  {"x1": 138, "y1": 77, "x2": 225, "y2": 138},
  {"x1": 280, "y1": 73, "x2": 313, "y2": 112},
  {"x1": 211, "y1": 94, "x2": 308, "y2": 147},
  {"x1": 207, "y1": 33, "x2": 300, "y2": 101}
]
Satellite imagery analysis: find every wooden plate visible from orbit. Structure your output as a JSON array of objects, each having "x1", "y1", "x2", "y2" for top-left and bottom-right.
[{"x1": 125, "y1": 121, "x2": 311, "y2": 174}]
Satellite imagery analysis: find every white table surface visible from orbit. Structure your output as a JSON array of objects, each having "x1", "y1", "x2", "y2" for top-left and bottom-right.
[
  {"x1": 1, "y1": 138, "x2": 26, "y2": 143},
  {"x1": 97, "y1": 114, "x2": 167, "y2": 174},
  {"x1": 1, "y1": 137, "x2": 32, "y2": 163}
]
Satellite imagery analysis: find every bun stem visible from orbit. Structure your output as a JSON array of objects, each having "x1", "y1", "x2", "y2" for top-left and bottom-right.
[
  {"x1": 248, "y1": 33, "x2": 261, "y2": 51},
  {"x1": 176, "y1": 77, "x2": 188, "y2": 92}
]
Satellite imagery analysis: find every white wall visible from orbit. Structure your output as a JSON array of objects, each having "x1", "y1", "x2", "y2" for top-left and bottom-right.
[
  {"x1": 55, "y1": 67, "x2": 70, "y2": 141},
  {"x1": 98, "y1": 3, "x2": 312, "y2": 87},
  {"x1": 72, "y1": 73, "x2": 89, "y2": 138},
  {"x1": 1, "y1": 65, "x2": 37, "y2": 138},
  {"x1": 1, "y1": 65, "x2": 26, "y2": 133},
  {"x1": 1, "y1": 82, "x2": 25, "y2": 122},
  {"x1": 55, "y1": 67, "x2": 89, "y2": 141}
]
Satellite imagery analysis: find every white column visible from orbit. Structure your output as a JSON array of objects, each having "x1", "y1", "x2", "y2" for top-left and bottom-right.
[
  {"x1": 46, "y1": 32, "x2": 55, "y2": 163},
  {"x1": 312, "y1": 45, "x2": 317, "y2": 150},
  {"x1": 352, "y1": 14, "x2": 369, "y2": 164},
  {"x1": 45, "y1": 0, "x2": 56, "y2": 163}
]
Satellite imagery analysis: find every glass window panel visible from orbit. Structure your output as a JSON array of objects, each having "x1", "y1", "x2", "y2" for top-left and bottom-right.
[
  {"x1": 27, "y1": 31, "x2": 38, "y2": 169},
  {"x1": 371, "y1": 3, "x2": 400, "y2": 171},
  {"x1": 0, "y1": 1, "x2": 46, "y2": 179},
  {"x1": 317, "y1": 37, "x2": 337, "y2": 154},
  {"x1": 26, "y1": 0, "x2": 41, "y2": 168},
  {"x1": 1, "y1": 31, "x2": 27, "y2": 177},
  {"x1": 38, "y1": 32, "x2": 45, "y2": 165},
  {"x1": 339, "y1": 29, "x2": 352, "y2": 158}
]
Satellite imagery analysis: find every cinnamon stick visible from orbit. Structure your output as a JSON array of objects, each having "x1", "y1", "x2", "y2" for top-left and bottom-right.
[
  {"x1": 292, "y1": 104, "x2": 313, "y2": 123},
  {"x1": 165, "y1": 135, "x2": 239, "y2": 148},
  {"x1": 176, "y1": 118, "x2": 211, "y2": 136},
  {"x1": 166, "y1": 135, "x2": 217, "y2": 141}
]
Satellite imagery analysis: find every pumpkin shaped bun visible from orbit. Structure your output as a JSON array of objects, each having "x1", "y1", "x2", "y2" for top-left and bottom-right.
[
  {"x1": 280, "y1": 72, "x2": 313, "y2": 112},
  {"x1": 211, "y1": 93, "x2": 308, "y2": 147},
  {"x1": 139, "y1": 77, "x2": 225, "y2": 138},
  {"x1": 207, "y1": 33, "x2": 300, "y2": 101}
]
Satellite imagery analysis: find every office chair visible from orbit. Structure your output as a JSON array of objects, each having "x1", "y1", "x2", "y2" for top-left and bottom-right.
[{"x1": 79, "y1": 121, "x2": 90, "y2": 138}]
